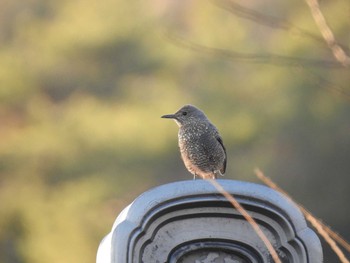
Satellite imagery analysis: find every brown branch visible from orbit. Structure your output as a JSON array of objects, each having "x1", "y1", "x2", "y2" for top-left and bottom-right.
[
  {"x1": 304, "y1": 0, "x2": 350, "y2": 67},
  {"x1": 255, "y1": 168, "x2": 350, "y2": 263},
  {"x1": 208, "y1": 178, "x2": 282, "y2": 263},
  {"x1": 163, "y1": 32, "x2": 346, "y2": 69},
  {"x1": 164, "y1": 32, "x2": 350, "y2": 101},
  {"x1": 321, "y1": 223, "x2": 350, "y2": 253},
  {"x1": 213, "y1": 0, "x2": 350, "y2": 54}
]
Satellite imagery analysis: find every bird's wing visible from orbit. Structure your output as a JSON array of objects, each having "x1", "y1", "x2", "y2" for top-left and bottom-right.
[{"x1": 216, "y1": 135, "x2": 227, "y2": 174}]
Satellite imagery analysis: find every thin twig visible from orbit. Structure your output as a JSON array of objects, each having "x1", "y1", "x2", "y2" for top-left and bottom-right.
[
  {"x1": 304, "y1": 0, "x2": 350, "y2": 67},
  {"x1": 214, "y1": 0, "x2": 326, "y2": 45},
  {"x1": 163, "y1": 32, "x2": 346, "y2": 69},
  {"x1": 255, "y1": 168, "x2": 350, "y2": 263},
  {"x1": 208, "y1": 178, "x2": 282, "y2": 263},
  {"x1": 213, "y1": 0, "x2": 349, "y2": 54},
  {"x1": 321, "y1": 223, "x2": 350, "y2": 253}
]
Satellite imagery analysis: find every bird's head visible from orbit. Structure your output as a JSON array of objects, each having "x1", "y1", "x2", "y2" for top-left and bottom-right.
[{"x1": 161, "y1": 104, "x2": 208, "y2": 127}]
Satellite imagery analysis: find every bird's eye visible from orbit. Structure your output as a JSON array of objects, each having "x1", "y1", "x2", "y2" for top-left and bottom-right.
[{"x1": 182, "y1": 111, "x2": 187, "y2": 116}]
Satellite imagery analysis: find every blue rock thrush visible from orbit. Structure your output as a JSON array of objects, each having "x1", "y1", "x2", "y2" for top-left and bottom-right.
[{"x1": 162, "y1": 105, "x2": 227, "y2": 180}]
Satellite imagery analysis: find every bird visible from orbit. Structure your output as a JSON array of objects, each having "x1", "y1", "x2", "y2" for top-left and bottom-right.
[{"x1": 161, "y1": 104, "x2": 226, "y2": 180}]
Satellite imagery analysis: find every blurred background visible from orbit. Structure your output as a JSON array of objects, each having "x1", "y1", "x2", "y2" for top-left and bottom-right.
[{"x1": 0, "y1": 0, "x2": 349, "y2": 262}]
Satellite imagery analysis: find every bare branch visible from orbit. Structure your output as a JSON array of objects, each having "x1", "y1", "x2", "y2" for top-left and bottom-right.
[
  {"x1": 208, "y1": 179, "x2": 282, "y2": 263},
  {"x1": 213, "y1": 0, "x2": 350, "y2": 56},
  {"x1": 164, "y1": 32, "x2": 347, "y2": 69},
  {"x1": 255, "y1": 168, "x2": 350, "y2": 263},
  {"x1": 304, "y1": 0, "x2": 350, "y2": 67}
]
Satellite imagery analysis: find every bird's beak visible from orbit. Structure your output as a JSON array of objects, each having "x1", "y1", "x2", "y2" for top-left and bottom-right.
[{"x1": 161, "y1": 114, "x2": 176, "y2": 119}]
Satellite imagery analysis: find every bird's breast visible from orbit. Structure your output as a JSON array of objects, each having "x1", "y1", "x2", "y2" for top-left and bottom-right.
[
  {"x1": 178, "y1": 122, "x2": 208, "y2": 141},
  {"x1": 178, "y1": 123, "x2": 210, "y2": 158}
]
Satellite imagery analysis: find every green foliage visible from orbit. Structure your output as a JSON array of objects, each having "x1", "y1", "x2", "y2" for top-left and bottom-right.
[{"x1": 0, "y1": 0, "x2": 349, "y2": 262}]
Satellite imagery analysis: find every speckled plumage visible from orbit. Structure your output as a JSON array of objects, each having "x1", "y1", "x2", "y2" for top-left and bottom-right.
[{"x1": 162, "y1": 105, "x2": 226, "y2": 180}]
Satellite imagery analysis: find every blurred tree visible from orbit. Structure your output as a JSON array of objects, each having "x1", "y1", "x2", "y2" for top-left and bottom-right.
[{"x1": 0, "y1": 0, "x2": 349, "y2": 262}]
